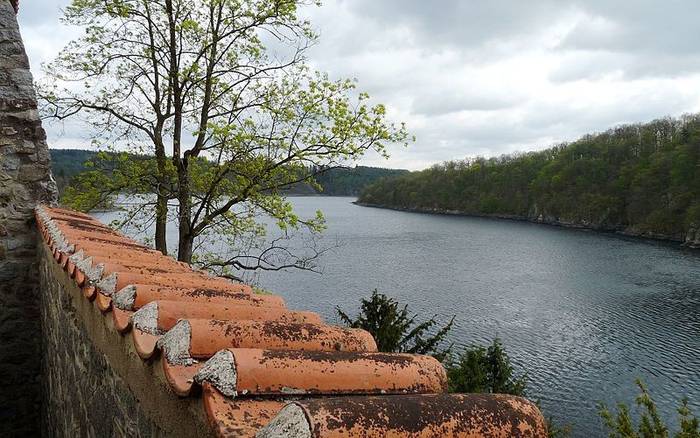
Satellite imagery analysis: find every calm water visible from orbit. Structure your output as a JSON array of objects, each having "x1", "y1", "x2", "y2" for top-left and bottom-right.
[{"x1": 94, "y1": 196, "x2": 700, "y2": 436}]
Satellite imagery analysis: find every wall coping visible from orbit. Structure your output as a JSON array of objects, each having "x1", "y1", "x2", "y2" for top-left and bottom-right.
[{"x1": 36, "y1": 205, "x2": 548, "y2": 437}]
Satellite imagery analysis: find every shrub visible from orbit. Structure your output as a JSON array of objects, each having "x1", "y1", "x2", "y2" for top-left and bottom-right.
[
  {"x1": 445, "y1": 338, "x2": 527, "y2": 396},
  {"x1": 336, "y1": 289, "x2": 454, "y2": 361},
  {"x1": 598, "y1": 379, "x2": 699, "y2": 438}
]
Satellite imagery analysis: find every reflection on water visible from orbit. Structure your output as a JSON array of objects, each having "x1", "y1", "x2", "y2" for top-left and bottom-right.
[{"x1": 93, "y1": 196, "x2": 700, "y2": 436}]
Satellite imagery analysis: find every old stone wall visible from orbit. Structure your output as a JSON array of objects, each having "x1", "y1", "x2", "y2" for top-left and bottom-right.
[
  {"x1": 38, "y1": 240, "x2": 164, "y2": 438},
  {"x1": 0, "y1": 0, "x2": 58, "y2": 435}
]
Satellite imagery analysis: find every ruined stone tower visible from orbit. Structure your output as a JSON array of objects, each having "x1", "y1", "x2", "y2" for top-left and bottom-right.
[{"x1": 0, "y1": 0, "x2": 58, "y2": 434}]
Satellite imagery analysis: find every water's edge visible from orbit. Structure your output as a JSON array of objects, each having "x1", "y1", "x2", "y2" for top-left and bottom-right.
[{"x1": 354, "y1": 201, "x2": 700, "y2": 250}]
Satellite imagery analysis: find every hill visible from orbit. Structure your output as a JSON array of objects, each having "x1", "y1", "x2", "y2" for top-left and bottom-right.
[
  {"x1": 358, "y1": 115, "x2": 700, "y2": 247},
  {"x1": 49, "y1": 149, "x2": 407, "y2": 197},
  {"x1": 50, "y1": 149, "x2": 98, "y2": 192}
]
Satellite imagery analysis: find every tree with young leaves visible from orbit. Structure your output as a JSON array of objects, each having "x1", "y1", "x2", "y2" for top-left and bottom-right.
[{"x1": 41, "y1": 0, "x2": 410, "y2": 277}]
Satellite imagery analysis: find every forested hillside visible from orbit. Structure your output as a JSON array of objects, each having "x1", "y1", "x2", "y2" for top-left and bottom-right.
[
  {"x1": 359, "y1": 115, "x2": 700, "y2": 246},
  {"x1": 50, "y1": 149, "x2": 405, "y2": 197},
  {"x1": 50, "y1": 149, "x2": 97, "y2": 192},
  {"x1": 314, "y1": 166, "x2": 408, "y2": 195}
]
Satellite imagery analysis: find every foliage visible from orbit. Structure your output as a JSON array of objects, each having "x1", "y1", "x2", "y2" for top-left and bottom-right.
[
  {"x1": 444, "y1": 341, "x2": 572, "y2": 437},
  {"x1": 359, "y1": 115, "x2": 700, "y2": 239},
  {"x1": 547, "y1": 419, "x2": 573, "y2": 438},
  {"x1": 42, "y1": 0, "x2": 410, "y2": 270},
  {"x1": 336, "y1": 289, "x2": 454, "y2": 361},
  {"x1": 313, "y1": 166, "x2": 409, "y2": 196},
  {"x1": 251, "y1": 286, "x2": 273, "y2": 295},
  {"x1": 50, "y1": 149, "x2": 407, "y2": 197},
  {"x1": 50, "y1": 149, "x2": 98, "y2": 192},
  {"x1": 341, "y1": 291, "x2": 570, "y2": 437},
  {"x1": 599, "y1": 380, "x2": 699, "y2": 438},
  {"x1": 445, "y1": 338, "x2": 527, "y2": 396},
  {"x1": 60, "y1": 150, "x2": 174, "y2": 210}
]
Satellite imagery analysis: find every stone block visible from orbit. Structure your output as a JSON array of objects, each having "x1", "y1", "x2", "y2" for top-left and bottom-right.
[
  {"x1": 18, "y1": 163, "x2": 50, "y2": 182},
  {"x1": 1, "y1": 154, "x2": 20, "y2": 170},
  {"x1": 2, "y1": 126, "x2": 18, "y2": 136}
]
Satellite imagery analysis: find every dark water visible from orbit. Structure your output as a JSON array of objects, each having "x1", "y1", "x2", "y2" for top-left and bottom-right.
[{"x1": 95, "y1": 196, "x2": 700, "y2": 436}]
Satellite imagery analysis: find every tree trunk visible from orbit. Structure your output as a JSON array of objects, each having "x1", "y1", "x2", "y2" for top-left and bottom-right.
[
  {"x1": 154, "y1": 131, "x2": 169, "y2": 255},
  {"x1": 155, "y1": 193, "x2": 168, "y2": 255},
  {"x1": 176, "y1": 163, "x2": 193, "y2": 263},
  {"x1": 165, "y1": 0, "x2": 192, "y2": 263}
]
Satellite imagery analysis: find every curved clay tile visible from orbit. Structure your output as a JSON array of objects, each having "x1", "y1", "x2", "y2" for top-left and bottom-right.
[
  {"x1": 132, "y1": 328, "x2": 161, "y2": 360},
  {"x1": 111, "y1": 306, "x2": 133, "y2": 332},
  {"x1": 45, "y1": 206, "x2": 94, "y2": 219},
  {"x1": 202, "y1": 383, "x2": 286, "y2": 437},
  {"x1": 258, "y1": 393, "x2": 548, "y2": 438},
  {"x1": 113, "y1": 284, "x2": 277, "y2": 312},
  {"x1": 157, "y1": 319, "x2": 377, "y2": 364},
  {"x1": 138, "y1": 299, "x2": 320, "y2": 334},
  {"x1": 161, "y1": 361, "x2": 204, "y2": 396},
  {"x1": 74, "y1": 258, "x2": 193, "y2": 289},
  {"x1": 95, "y1": 270, "x2": 250, "y2": 298},
  {"x1": 194, "y1": 349, "x2": 447, "y2": 398},
  {"x1": 128, "y1": 301, "x2": 322, "y2": 360}
]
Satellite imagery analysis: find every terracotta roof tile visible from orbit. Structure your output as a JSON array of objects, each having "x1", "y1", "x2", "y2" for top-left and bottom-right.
[
  {"x1": 132, "y1": 327, "x2": 161, "y2": 360},
  {"x1": 202, "y1": 383, "x2": 286, "y2": 437},
  {"x1": 162, "y1": 361, "x2": 204, "y2": 396},
  {"x1": 113, "y1": 284, "x2": 279, "y2": 312},
  {"x1": 111, "y1": 306, "x2": 133, "y2": 332},
  {"x1": 258, "y1": 393, "x2": 548, "y2": 437},
  {"x1": 168, "y1": 319, "x2": 377, "y2": 361},
  {"x1": 113, "y1": 299, "x2": 319, "y2": 336},
  {"x1": 193, "y1": 348, "x2": 447, "y2": 398},
  {"x1": 34, "y1": 205, "x2": 548, "y2": 437}
]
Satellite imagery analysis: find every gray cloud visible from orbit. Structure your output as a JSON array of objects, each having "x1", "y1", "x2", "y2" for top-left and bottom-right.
[
  {"x1": 561, "y1": 1, "x2": 700, "y2": 56},
  {"x1": 16, "y1": 0, "x2": 700, "y2": 169},
  {"x1": 411, "y1": 88, "x2": 523, "y2": 116},
  {"x1": 336, "y1": 0, "x2": 569, "y2": 50}
]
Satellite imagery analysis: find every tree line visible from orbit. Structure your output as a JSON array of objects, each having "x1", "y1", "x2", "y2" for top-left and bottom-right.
[
  {"x1": 50, "y1": 149, "x2": 405, "y2": 198},
  {"x1": 359, "y1": 114, "x2": 700, "y2": 242}
]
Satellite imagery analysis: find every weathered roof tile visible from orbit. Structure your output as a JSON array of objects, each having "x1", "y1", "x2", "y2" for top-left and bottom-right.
[
  {"x1": 34, "y1": 205, "x2": 548, "y2": 437},
  {"x1": 259, "y1": 393, "x2": 548, "y2": 437},
  {"x1": 112, "y1": 284, "x2": 277, "y2": 312},
  {"x1": 194, "y1": 348, "x2": 447, "y2": 398}
]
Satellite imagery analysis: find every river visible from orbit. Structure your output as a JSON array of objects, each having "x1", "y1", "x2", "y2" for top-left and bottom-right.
[{"x1": 93, "y1": 196, "x2": 700, "y2": 436}]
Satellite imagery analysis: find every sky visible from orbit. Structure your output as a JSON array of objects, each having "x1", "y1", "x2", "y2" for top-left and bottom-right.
[{"x1": 18, "y1": 0, "x2": 700, "y2": 170}]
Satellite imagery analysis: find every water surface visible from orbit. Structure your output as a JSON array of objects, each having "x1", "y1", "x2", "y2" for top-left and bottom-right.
[{"x1": 94, "y1": 196, "x2": 700, "y2": 436}]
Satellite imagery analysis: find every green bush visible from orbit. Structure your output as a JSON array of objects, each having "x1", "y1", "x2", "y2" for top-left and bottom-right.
[
  {"x1": 445, "y1": 338, "x2": 526, "y2": 396},
  {"x1": 336, "y1": 289, "x2": 454, "y2": 361},
  {"x1": 599, "y1": 379, "x2": 699, "y2": 438}
]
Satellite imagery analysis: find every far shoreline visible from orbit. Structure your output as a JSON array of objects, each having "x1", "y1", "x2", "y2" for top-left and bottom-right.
[{"x1": 353, "y1": 201, "x2": 700, "y2": 251}]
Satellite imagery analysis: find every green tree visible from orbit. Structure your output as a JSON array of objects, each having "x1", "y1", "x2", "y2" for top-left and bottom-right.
[
  {"x1": 336, "y1": 289, "x2": 454, "y2": 361},
  {"x1": 42, "y1": 0, "x2": 410, "y2": 276},
  {"x1": 340, "y1": 291, "x2": 570, "y2": 437},
  {"x1": 599, "y1": 380, "x2": 699, "y2": 438},
  {"x1": 445, "y1": 338, "x2": 527, "y2": 396},
  {"x1": 358, "y1": 114, "x2": 700, "y2": 245}
]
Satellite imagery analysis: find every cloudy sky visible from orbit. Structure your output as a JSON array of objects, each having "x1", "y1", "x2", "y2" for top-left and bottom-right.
[{"x1": 18, "y1": 0, "x2": 700, "y2": 170}]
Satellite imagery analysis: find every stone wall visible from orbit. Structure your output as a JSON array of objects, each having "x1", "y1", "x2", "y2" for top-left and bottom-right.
[
  {"x1": 0, "y1": 0, "x2": 58, "y2": 435},
  {"x1": 38, "y1": 240, "x2": 164, "y2": 437}
]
